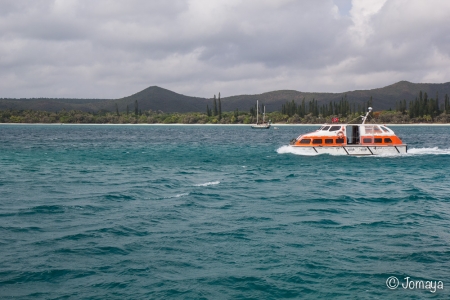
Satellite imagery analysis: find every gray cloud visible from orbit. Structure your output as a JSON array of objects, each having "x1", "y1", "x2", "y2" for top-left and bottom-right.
[{"x1": 0, "y1": 0, "x2": 449, "y2": 99}]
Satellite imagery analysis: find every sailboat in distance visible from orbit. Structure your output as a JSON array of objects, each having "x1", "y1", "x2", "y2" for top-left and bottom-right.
[{"x1": 251, "y1": 100, "x2": 271, "y2": 129}]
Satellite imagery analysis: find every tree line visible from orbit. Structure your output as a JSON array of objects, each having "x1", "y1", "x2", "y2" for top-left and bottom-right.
[
  {"x1": 1, "y1": 91, "x2": 450, "y2": 124},
  {"x1": 281, "y1": 96, "x2": 373, "y2": 118},
  {"x1": 403, "y1": 91, "x2": 449, "y2": 119}
]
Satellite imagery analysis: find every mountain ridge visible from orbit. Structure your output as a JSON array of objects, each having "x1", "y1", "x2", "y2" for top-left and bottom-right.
[{"x1": 1, "y1": 81, "x2": 450, "y2": 113}]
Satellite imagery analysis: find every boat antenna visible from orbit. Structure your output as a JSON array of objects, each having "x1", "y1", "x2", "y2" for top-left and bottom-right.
[{"x1": 362, "y1": 107, "x2": 372, "y2": 124}]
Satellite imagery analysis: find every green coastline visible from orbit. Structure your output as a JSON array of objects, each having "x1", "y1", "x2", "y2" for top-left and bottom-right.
[{"x1": 1, "y1": 109, "x2": 450, "y2": 125}]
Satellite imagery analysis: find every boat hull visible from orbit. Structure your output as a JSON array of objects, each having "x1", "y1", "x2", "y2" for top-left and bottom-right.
[
  {"x1": 289, "y1": 145, "x2": 407, "y2": 155},
  {"x1": 251, "y1": 124, "x2": 271, "y2": 129}
]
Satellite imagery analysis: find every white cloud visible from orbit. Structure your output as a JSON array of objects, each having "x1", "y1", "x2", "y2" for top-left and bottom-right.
[
  {"x1": 349, "y1": 0, "x2": 388, "y2": 46},
  {"x1": 0, "y1": 0, "x2": 449, "y2": 99}
]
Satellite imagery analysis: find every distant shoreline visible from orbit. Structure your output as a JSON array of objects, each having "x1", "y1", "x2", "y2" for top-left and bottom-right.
[{"x1": 1, "y1": 123, "x2": 450, "y2": 126}]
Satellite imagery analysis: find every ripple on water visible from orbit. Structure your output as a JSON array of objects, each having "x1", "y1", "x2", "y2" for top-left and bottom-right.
[{"x1": 1, "y1": 125, "x2": 450, "y2": 299}]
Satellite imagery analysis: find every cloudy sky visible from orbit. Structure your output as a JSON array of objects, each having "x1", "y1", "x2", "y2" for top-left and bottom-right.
[{"x1": 1, "y1": 0, "x2": 449, "y2": 99}]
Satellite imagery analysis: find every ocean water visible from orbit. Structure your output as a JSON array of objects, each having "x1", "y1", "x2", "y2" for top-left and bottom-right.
[{"x1": 1, "y1": 124, "x2": 449, "y2": 299}]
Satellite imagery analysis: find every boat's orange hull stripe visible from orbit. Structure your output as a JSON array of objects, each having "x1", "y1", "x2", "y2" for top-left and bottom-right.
[{"x1": 294, "y1": 135, "x2": 403, "y2": 146}]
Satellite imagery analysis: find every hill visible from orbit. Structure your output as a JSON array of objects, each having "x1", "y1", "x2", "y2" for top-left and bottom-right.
[
  {"x1": 111, "y1": 86, "x2": 209, "y2": 113},
  {"x1": 1, "y1": 81, "x2": 450, "y2": 113},
  {"x1": 220, "y1": 81, "x2": 450, "y2": 112}
]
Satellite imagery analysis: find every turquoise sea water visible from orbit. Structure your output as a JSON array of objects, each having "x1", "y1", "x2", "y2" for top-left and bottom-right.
[{"x1": 1, "y1": 124, "x2": 450, "y2": 299}]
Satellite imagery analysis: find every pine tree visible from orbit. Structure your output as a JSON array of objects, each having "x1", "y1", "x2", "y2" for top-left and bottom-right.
[
  {"x1": 250, "y1": 105, "x2": 256, "y2": 117},
  {"x1": 218, "y1": 93, "x2": 222, "y2": 120},
  {"x1": 134, "y1": 100, "x2": 138, "y2": 117},
  {"x1": 424, "y1": 92, "x2": 429, "y2": 116},
  {"x1": 213, "y1": 95, "x2": 218, "y2": 116},
  {"x1": 419, "y1": 91, "x2": 423, "y2": 117},
  {"x1": 343, "y1": 94, "x2": 348, "y2": 117},
  {"x1": 300, "y1": 98, "x2": 306, "y2": 117},
  {"x1": 435, "y1": 92, "x2": 440, "y2": 115},
  {"x1": 115, "y1": 103, "x2": 120, "y2": 117},
  {"x1": 290, "y1": 100, "x2": 296, "y2": 116},
  {"x1": 314, "y1": 99, "x2": 319, "y2": 117},
  {"x1": 368, "y1": 96, "x2": 373, "y2": 109},
  {"x1": 445, "y1": 94, "x2": 449, "y2": 114},
  {"x1": 409, "y1": 101, "x2": 414, "y2": 118}
]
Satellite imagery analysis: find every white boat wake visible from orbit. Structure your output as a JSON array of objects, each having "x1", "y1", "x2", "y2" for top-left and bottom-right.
[
  {"x1": 277, "y1": 145, "x2": 319, "y2": 156},
  {"x1": 407, "y1": 147, "x2": 450, "y2": 155}
]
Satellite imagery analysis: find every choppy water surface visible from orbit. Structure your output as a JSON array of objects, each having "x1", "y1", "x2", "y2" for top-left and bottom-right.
[{"x1": 1, "y1": 124, "x2": 449, "y2": 299}]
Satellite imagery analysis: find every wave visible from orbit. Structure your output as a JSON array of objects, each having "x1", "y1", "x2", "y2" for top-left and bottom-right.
[
  {"x1": 173, "y1": 193, "x2": 189, "y2": 198},
  {"x1": 194, "y1": 181, "x2": 220, "y2": 187},
  {"x1": 148, "y1": 192, "x2": 190, "y2": 200}
]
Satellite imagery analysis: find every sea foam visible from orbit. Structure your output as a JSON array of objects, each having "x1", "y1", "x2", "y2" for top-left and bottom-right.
[{"x1": 194, "y1": 181, "x2": 220, "y2": 187}]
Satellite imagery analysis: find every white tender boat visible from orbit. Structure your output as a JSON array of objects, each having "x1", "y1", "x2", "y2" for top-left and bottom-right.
[{"x1": 289, "y1": 108, "x2": 407, "y2": 155}]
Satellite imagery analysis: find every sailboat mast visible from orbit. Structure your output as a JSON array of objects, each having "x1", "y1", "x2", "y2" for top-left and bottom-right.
[
  {"x1": 263, "y1": 105, "x2": 265, "y2": 123},
  {"x1": 256, "y1": 100, "x2": 259, "y2": 124}
]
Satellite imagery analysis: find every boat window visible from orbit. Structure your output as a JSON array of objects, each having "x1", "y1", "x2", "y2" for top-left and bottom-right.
[
  {"x1": 380, "y1": 126, "x2": 390, "y2": 133},
  {"x1": 322, "y1": 126, "x2": 330, "y2": 131},
  {"x1": 329, "y1": 126, "x2": 341, "y2": 131},
  {"x1": 312, "y1": 139, "x2": 322, "y2": 144},
  {"x1": 336, "y1": 138, "x2": 345, "y2": 144},
  {"x1": 384, "y1": 138, "x2": 392, "y2": 143},
  {"x1": 373, "y1": 126, "x2": 383, "y2": 133},
  {"x1": 365, "y1": 126, "x2": 373, "y2": 134},
  {"x1": 363, "y1": 138, "x2": 373, "y2": 143},
  {"x1": 325, "y1": 139, "x2": 333, "y2": 144},
  {"x1": 374, "y1": 138, "x2": 382, "y2": 143},
  {"x1": 299, "y1": 139, "x2": 311, "y2": 144}
]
